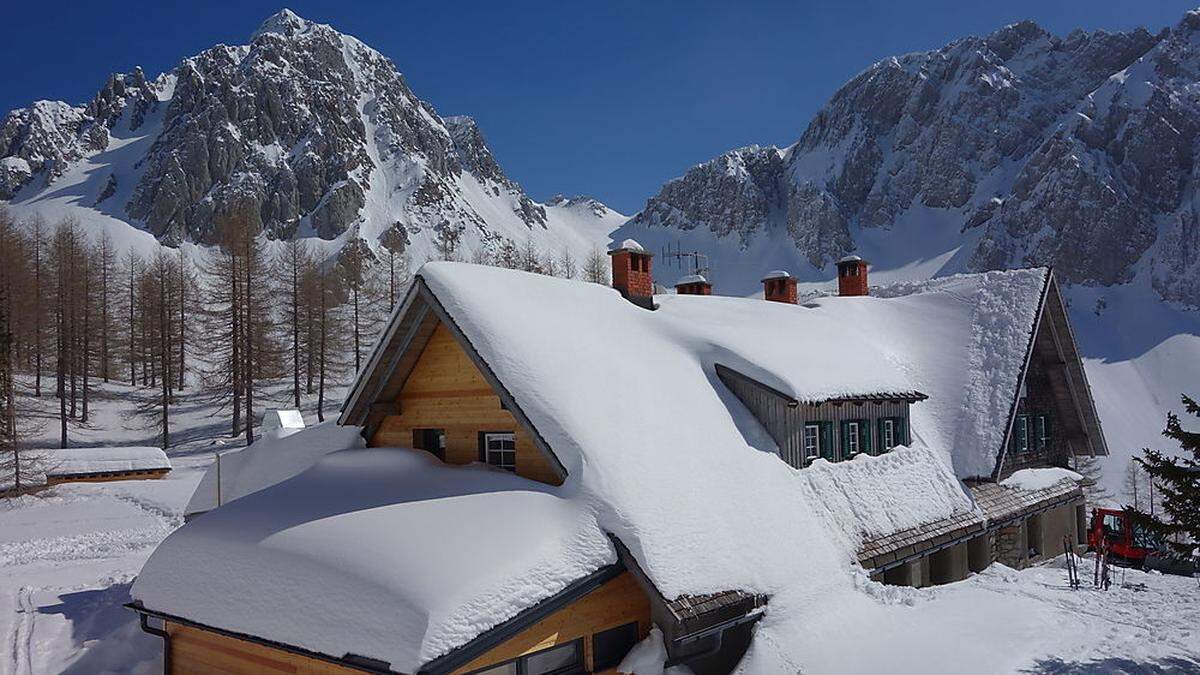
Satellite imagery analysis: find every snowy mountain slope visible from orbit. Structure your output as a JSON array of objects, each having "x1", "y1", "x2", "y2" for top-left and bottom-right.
[
  {"x1": 0, "y1": 9, "x2": 622, "y2": 262},
  {"x1": 616, "y1": 11, "x2": 1200, "y2": 500}
]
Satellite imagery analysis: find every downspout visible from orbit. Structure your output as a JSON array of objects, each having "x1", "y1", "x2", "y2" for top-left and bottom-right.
[{"x1": 138, "y1": 612, "x2": 171, "y2": 673}]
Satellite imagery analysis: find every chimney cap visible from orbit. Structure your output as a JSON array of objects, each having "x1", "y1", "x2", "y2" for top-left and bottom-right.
[
  {"x1": 761, "y1": 270, "x2": 792, "y2": 281},
  {"x1": 609, "y1": 239, "x2": 651, "y2": 256},
  {"x1": 837, "y1": 255, "x2": 867, "y2": 265},
  {"x1": 676, "y1": 274, "x2": 708, "y2": 285}
]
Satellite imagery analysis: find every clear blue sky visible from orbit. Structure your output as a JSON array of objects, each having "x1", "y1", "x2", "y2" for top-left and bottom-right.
[{"x1": 2, "y1": 1, "x2": 1195, "y2": 214}]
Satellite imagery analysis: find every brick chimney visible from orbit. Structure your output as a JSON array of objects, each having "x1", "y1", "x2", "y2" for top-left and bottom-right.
[
  {"x1": 609, "y1": 239, "x2": 655, "y2": 309},
  {"x1": 674, "y1": 274, "x2": 712, "y2": 296},
  {"x1": 836, "y1": 255, "x2": 869, "y2": 296},
  {"x1": 761, "y1": 270, "x2": 798, "y2": 304}
]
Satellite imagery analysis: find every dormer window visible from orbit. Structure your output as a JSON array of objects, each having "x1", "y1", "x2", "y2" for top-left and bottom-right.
[
  {"x1": 845, "y1": 421, "x2": 860, "y2": 456},
  {"x1": 882, "y1": 419, "x2": 895, "y2": 450}
]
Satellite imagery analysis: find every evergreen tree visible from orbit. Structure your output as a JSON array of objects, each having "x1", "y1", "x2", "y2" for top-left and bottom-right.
[{"x1": 1131, "y1": 394, "x2": 1200, "y2": 557}]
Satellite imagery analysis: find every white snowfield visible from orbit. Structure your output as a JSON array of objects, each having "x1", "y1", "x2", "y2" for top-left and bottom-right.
[
  {"x1": 136, "y1": 448, "x2": 615, "y2": 672},
  {"x1": 184, "y1": 420, "x2": 363, "y2": 516},
  {"x1": 42, "y1": 446, "x2": 171, "y2": 477}
]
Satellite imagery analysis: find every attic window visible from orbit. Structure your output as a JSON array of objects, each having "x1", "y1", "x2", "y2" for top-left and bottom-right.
[{"x1": 482, "y1": 432, "x2": 516, "y2": 471}]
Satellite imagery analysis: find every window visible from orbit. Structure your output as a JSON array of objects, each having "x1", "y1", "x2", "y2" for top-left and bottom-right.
[
  {"x1": 483, "y1": 432, "x2": 516, "y2": 472},
  {"x1": 412, "y1": 428, "x2": 446, "y2": 461},
  {"x1": 845, "y1": 421, "x2": 860, "y2": 457},
  {"x1": 803, "y1": 424, "x2": 821, "y2": 460},
  {"x1": 469, "y1": 639, "x2": 583, "y2": 675},
  {"x1": 592, "y1": 623, "x2": 639, "y2": 670},
  {"x1": 1102, "y1": 513, "x2": 1124, "y2": 542},
  {"x1": 882, "y1": 419, "x2": 895, "y2": 451},
  {"x1": 1035, "y1": 415, "x2": 1051, "y2": 451},
  {"x1": 524, "y1": 640, "x2": 582, "y2": 675},
  {"x1": 1015, "y1": 415, "x2": 1030, "y2": 453}
]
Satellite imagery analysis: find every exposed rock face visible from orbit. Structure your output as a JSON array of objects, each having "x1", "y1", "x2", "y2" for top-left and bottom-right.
[
  {"x1": 1, "y1": 9, "x2": 604, "y2": 251},
  {"x1": 630, "y1": 12, "x2": 1200, "y2": 305}
]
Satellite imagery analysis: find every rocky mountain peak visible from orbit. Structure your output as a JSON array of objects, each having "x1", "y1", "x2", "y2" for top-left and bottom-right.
[
  {"x1": 622, "y1": 9, "x2": 1200, "y2": 306},
  {"x1": 2, "y1": 9, "x2": 614, "y2": 262},
  {"x1": 252, "y1": 8, "x2": 315, "y2": 40}
]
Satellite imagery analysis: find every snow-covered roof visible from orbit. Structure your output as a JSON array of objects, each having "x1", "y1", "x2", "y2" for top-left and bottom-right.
[
  {"x1": 800, "y1": 441, "x2": 978, "y2": 551},
  {"x1": 613, "y1": 238, "x2": 646, "y2": 253},
  {"x1": 135, "y1": 262, "x2": 1054, "y2": 671},
  {"x1": 185, "y1": 421, "x2": 363, "y2": 516},
  {"x1": 675, "y1": 273, "x2": 708, "y2": 285},
  {"x1": 838, "y1": 254, "x2": 864, "y2": 264},
  {"x1": 761, "y1": 269, "x2": 791, "y2": 280},
  {"x1": 43, "y1": 446, "x2": 171, "y2": 477},
  {"x1": 134, "y1": 448, "x2": 613, "y2": 672}
]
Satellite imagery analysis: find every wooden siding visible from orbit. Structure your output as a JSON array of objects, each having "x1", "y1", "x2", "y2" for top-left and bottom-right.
[
  {"x1": 717, "y1": 365, "x2": 912, "y2": 469},
  {"x1": 794, "y1": 400, "x2": 911, "y2": 465},
  {"x1": 165, "y1": 622, "x2": 362, "y2": 675},
  {"x1": 451, "y1": 571, "x2": 652, "y2": 675},
  {"x1": 370, "y1": 323, "x2": 563, "y2": 486},
  {"x1": 46, "y1": 468, "x2": 170, "y2": 485}
]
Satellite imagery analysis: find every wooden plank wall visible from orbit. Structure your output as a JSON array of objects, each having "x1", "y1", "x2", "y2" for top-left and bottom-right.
[
  {"x1": 166, "y1": 622, "x2": 361, "y2": 675},
  {"x1": 792, "y1": 400, "x2": 911, "y2": 464},
  {"x1": 46, "y1": 469, "x2": 170, "y2": 485},
  {"x1": 451, "y1": 571, "x2": 652, "y2": 675},
  {"x1": 370, "y1": 323, "x2": 562, "y2": 486}
]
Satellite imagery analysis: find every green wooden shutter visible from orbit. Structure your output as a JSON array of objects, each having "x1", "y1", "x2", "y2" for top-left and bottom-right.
[
  {"x1": 820, "y1": 422, "x2": 834, "y2": 461},
  {"x1": 895, "y1": 417, "x2": 907, "y2": 447},
  {"x1": 1034, "y1": 416, "x2": 1046, "y2": 451},
  {"x1": 877, "y1": 419, "x2": 887, "y2": 454},
  {"x1": 859, "y1": 419, "x2": 872, "y2": 456},
  {"x1": 839, "y1": 420, "x2": 851, "y2": 460}
]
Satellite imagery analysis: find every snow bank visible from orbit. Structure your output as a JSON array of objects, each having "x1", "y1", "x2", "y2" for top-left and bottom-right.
[
  {"x1": 134, "y1": 448, "x2": 614, "y2": 671},
  {"x1": 43, "y1": 446, "x2": 170, "y2": 477},
  {"x1": 184, "y1": 421, "x2": 363, "y2": 516},
  {"x1": 261, "y1": 409, "x2": 305, "y2": 432},
  {"x1": 618, "y1": 626, "x2": 668, "y2": 675},
  {"x1": 800, "y1": 442, "x2": 976, "y2": 549},
  {"x1": 1000, "y1": 467, "x2": 1082, "y2": 492}
]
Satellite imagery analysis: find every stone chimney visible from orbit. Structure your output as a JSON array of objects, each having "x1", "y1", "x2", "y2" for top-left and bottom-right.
[
  {"x1": 762, "y1": 270, "x2": 798, "y2": 304},
  {"x1": 674, "y1": 274, "x2": 712, "y2": 295},
  {"x1": 609, "y1": 239, "x2": 655, "y2": 309},
  {"x1": 836, "y1": 255, "x2": 869, "y2": 297}
]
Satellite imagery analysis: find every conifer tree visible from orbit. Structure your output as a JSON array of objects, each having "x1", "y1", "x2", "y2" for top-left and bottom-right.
[{"x1": 1131, "y1": 394, "x2": 1200, "y2": 557}]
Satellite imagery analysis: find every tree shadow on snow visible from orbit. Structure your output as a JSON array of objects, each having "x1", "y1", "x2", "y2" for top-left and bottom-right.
[
  {"x1": 38, "y1": 583, "x2": 161, "y2": 674},
  {"x1": 1024, "y1": 657, "x2": 1200, "y2": 674}
]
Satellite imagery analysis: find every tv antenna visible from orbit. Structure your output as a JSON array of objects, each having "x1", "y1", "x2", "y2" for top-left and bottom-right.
[{"x1": 660, "y1": 241, "x2": 711, "y2": 279}]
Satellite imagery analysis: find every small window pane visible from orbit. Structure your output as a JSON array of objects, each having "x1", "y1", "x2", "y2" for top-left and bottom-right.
[
  {"x1": 883, "y1": 419, "x2": 895, "y2": 450},
  {"x1": 803, "y1": 424, "x2": 820, "y2": 459},
  {"x1": 523, "y1": 640, "x2": 581, "y2": 675},
  {"x1": 847, "y1": 422, "x2": 859, "y2": 456}
]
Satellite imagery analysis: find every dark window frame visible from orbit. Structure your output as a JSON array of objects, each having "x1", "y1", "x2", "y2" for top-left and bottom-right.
[
  {"x1": 412, "y1": 428, "x2": 446, "y2": 461},
  {"x1": 479, "y1": 430, "x2": 517, "y2": 472},
  {"x1": 465, "y1": 638, "x2": 584, "y2": 675},
  {"x1": 592, "y1": 622, "x2": 639, "y2": 671}
]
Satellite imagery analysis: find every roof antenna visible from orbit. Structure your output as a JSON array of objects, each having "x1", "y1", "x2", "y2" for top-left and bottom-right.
[{"x1": 660, "y1": 241, "x2": 710, "y2": 279}]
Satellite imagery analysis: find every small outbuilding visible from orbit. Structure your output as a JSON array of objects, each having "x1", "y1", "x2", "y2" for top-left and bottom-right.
[{"x1": 43, "y1": 446, "x2": 172, "y2": 485}]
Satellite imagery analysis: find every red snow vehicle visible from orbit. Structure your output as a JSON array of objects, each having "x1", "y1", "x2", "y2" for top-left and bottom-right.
[{"x1": 1086, "y1": 508, "x2": 1157, "y2": 566}]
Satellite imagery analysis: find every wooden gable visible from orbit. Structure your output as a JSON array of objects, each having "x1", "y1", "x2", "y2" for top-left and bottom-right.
[
  {"x1": 371, "y1": 323, "x2": 563, "y2": 485},
  {"x1": 994, "y1": 273, "x2": 1109, "y2": 479},
  {"x1": 342, "y1": 279, "x2": 567, "y2": 486}
]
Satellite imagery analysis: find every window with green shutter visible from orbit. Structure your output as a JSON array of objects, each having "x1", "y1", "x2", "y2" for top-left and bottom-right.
[
  {"x1": 1036, "y1": 415, "x2": 1051, "y2": 450},
  {"x1": 1015, "y1": 415, "x2": 1030, "y2": 453},
  {"x1": 820, "y1": 421, "x2": 835, "y2": 461},
  {"x1": 858, "y1": 419, "x2": 872, "y2": 456}
]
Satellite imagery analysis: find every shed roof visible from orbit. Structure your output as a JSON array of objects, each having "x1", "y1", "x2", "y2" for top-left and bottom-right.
[{"x1": 43, "y1": 446, "x2": 171, "y2": 477}]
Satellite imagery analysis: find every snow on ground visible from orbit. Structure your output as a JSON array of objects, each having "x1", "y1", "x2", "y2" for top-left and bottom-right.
[
  {"x1": 0, "y1": 375, "x2": 346, "y2": 673},
  {"x1": 0, "y1": 472, "x2": 201, "y2": 674},
  {"x1": 745, "y1": 558, "x2": 1200, "y2": 674}
]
